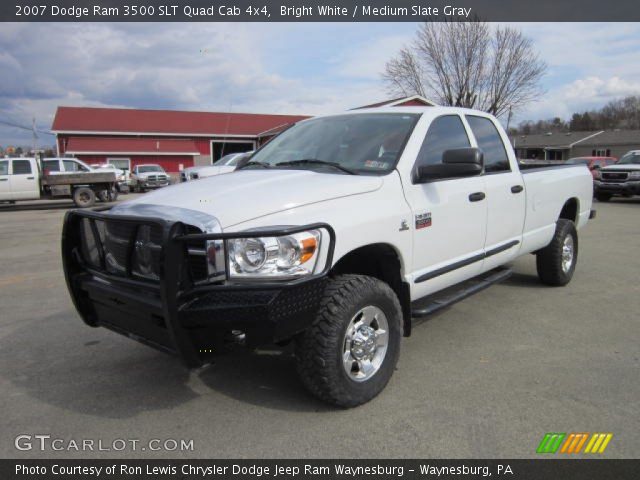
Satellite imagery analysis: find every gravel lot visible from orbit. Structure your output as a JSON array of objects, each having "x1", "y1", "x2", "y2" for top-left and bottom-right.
[{"x1": 0, "y1": 195, "x2": 638, "y2": 459}]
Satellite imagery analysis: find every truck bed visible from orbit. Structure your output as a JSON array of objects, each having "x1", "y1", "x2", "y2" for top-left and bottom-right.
[{"x1": 41, "y1": 171, "x2": 116, "y2": 186}]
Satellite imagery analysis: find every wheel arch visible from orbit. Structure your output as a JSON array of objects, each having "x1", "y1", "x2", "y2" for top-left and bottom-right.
[
  {"x1": 330, "y1": 243, "x2": 412, "y2": 337},
  {"x1": 559, "y1": 197, "x2": 579, "y2": 223}
]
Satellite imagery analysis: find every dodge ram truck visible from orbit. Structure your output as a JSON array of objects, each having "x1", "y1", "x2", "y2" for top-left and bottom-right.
[
  {"x1": 1, "y1": 157, "x2": 117, "y2": 207},
  {"x1": 62, "y1": 107, "x2": 594, "y2": 407}
]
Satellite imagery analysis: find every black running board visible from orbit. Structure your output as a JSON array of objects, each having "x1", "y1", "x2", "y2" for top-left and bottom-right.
[{"x1": 411, "y1": 267, "x2": 512, "y2": 318}]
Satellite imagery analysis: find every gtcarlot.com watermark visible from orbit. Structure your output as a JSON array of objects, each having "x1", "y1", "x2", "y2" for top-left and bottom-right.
[{"x1": 15, "y1": 434, "x2": 194, "y2": 452}]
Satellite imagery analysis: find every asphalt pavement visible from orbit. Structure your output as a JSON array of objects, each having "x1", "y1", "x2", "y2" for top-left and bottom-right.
[{"x1": 0, "y1": 195, "x2": 638, "y2": 459}]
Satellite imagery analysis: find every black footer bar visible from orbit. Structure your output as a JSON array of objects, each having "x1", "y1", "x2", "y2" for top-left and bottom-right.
[{"x1": 3, "y1": 459, "x2": 639, "y2": 480}]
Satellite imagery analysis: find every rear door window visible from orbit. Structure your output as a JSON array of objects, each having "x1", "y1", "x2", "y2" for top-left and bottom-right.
[
  {"x1": 466, "y1": 116, "x2": 511, "y2": 173},
  {"x1": 0, "y1": 160, "x2": 8, "y2": 175},
  {"x1": 12, "y1": 160, "x2": 32, "y2": 175}
]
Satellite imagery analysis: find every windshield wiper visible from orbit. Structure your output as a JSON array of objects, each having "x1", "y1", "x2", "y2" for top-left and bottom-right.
[
  {"x1": 239, "y1": 161, "x2": 272, "y2": 169},
  {"x1": 275, "y1": 159, "x2": 356, "y2": 175}
]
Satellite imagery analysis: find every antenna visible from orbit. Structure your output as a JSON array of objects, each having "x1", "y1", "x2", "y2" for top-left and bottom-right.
[{"x1": 219, "y1": 100, "x2": 233, "y2": 160}]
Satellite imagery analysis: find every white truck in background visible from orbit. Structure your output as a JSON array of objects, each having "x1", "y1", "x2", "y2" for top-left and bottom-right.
[
  {"x1": 180, "y1": 151, "x2": 253, "y2": 182},
  {"x1": 130, "y1": 164, "x2": 170, "y2": 192},
  {"x1": 63, "y1": 107, "x2": 594, "y2": 407},
  {"x1": 0, "y1": 157, "x2": 117, "y2": 207}
]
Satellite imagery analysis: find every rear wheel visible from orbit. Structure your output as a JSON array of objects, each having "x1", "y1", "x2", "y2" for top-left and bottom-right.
[
  {"x1": 72, "y1": 187, "x2": 96, "y2": 208},
  {"x1": 98, "y1": 187, "x2": 118, "y2": 202},
  {"x1": 596, "y1": 193, "x2": 612, "y2": 202},
  {"x1": 536, "y1": 219, "x2": 578, "y2": 286},
  {"x1": 295, "y1": 275, "x2": 402, "y2": 407}
]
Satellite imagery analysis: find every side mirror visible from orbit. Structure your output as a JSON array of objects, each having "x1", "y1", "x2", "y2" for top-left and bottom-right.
[{"x1": 415, "y1": 148, "x2": 484, "y2": 183}]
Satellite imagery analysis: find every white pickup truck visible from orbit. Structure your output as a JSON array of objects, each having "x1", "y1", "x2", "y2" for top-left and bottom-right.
[
  {"x1": 62, "y1": 107, "x2": 594, "y2": 407},
  {"x1": 1, "y1": 157, "x2": 117, "y2": 207}
]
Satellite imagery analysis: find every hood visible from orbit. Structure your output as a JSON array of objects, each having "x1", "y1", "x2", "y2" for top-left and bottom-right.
[
  {"x1": 601, "y1": 164, "x2": 640, "y2": 171},
  {"x1": 115, "y1": 169, "x2": 383, "y2": 228},
  {"x1": 197, "y1": 165, "x2": 235, "y2": 178}
]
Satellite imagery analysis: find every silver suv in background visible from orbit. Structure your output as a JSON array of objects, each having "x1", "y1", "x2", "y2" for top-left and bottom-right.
[
  {"x1": 130, "y1": 164, "x2": 170, "y2": 193},
  {"x1": 593, "y1": 150, "x2": 640, "y2": 201}
]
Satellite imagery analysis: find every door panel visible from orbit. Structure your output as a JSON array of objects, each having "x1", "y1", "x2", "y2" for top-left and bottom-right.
[
  {"x1": 465, "y1": 115, "x2": 525, "y2": 270},
  {"x1": 406, "y1": 115, "x2": 488, "y2": 298},
  {"x1": 407, "y1": 177, "x2": 487, "y2": 296},
  {"x1": 10, "y1": 159, "x2": 39, "y2": 200},
  {"x1": 482, "y1": 172, "x2": 526, "y2": 269}
]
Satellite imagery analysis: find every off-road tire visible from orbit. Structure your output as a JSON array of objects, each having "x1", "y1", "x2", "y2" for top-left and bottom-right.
[
  {"x1": 295, "y1": 274, "x2": 402, "y2": 408},
  {"x1": 536, "y1": 219, "x2": 578, "y2": 286},
  {"x1": 596, "y1": 193, "x2": 612, "y2": 202},
  {"x1": 73, "y1": 187, "x2": 96, "y2": 208}
]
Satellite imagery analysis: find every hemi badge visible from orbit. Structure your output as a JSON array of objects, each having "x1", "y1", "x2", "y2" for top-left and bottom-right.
[{"x1": 415, "y1": 212, "x2": 432, "y2": 229}]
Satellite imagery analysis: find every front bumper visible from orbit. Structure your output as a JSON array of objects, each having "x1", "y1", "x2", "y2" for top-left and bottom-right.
[
  {"x1": 142, "y1": 182, "x2": 169, "y2": 188},
  {"x1": 62, "y1": 209, "x2": 335, "y2": 367},
  {"x1": 594, "y1": 180, "x2": 640, "y2": 195}
]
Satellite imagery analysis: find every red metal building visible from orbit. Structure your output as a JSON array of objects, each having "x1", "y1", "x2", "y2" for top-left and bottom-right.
[
  {"x1": 51, "y1": 96, "x2": 435, "y2": 174},
  {"x1": 52, "y1": 106, "x2": 311, "y2": 174}
]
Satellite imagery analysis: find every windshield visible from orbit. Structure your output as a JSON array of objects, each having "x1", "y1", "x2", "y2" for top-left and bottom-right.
[
  {"x1": 617, "y1": 152, "x2": 640, "y2": 165},
  {"x1": 247, "y1": 113, "x2": 420, "y2": 175},
  {"x1": 567, "y1": 158, "x2": 589, "y2": 166},
  {"x1": 138, "y1": 165, "x2": 164, "y2": 173}
]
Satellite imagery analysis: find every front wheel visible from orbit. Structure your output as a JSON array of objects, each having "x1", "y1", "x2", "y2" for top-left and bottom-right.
[
  {"x1": 536, "y1": 219, "x2": 578, "y2": 286},
  {"x1": 295, "y1": 275, "x2": 402, "y2": 407}
]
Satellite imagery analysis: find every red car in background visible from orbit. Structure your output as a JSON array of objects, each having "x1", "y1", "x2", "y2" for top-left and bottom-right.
[{"x1": 567, "y1": 156, "x2": 617, "y2": 178}]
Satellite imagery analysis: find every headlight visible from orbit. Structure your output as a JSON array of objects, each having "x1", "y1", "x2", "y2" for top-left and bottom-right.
[
  {"x1": 629, "y1": 171, "x2": 640, "y2": 179},
  {"x1": 228, "y1": 230, "x2": 321, "y2": 279}
]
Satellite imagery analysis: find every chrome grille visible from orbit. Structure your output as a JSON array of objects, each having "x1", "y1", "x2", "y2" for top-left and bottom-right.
[
  {"x1": 78, "y1": 218, "x2": 213, "y2": 284},
  {"x1": 601, "y1": 171, "x2": 629, "y2": 182}
]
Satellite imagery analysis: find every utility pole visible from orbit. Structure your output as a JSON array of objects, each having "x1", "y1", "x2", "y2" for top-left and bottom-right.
[{"x1": 32, "y1": 117, "x2": 38, "y2": 156}]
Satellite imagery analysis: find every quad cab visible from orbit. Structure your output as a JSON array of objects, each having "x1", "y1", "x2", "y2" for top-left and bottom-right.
[
  {"x1": 1, "y1": 157, "x2": 117, "y2": 208},
  {"x1": 62, "y1": 107, "x2": 594, "y2": 406}
]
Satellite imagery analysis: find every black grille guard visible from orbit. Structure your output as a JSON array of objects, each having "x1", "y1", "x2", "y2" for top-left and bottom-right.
[{"x1": 62, "y1": 207, "x2": 336, "y2": 367}]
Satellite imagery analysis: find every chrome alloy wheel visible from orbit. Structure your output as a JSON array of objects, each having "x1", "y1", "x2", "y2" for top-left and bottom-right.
[
  {"x1": 561, "y1": 235, "x2": 575, "y2": 273},
  {"x1": 342, "y1": 306, "x2": 389, "y2": 382}
]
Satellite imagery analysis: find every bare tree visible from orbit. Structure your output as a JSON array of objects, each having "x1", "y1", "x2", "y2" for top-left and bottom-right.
[{"x1": 383, "y1": 21, "x2": 546, "y2": 117}]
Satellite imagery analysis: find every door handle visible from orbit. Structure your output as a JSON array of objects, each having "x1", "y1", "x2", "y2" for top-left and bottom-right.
[
  {"x1": 27, "y1": 176, "x2": 35, "y2": 180},
  {"x1": 0, "y1": 178, "x2": 7, "y2": 182},
  {"x1": 511, "y1": 185, "x2": 524, "y2": 194},
  {"x1": 468, "y1": 192, "x2": 486, "y2": 202}
]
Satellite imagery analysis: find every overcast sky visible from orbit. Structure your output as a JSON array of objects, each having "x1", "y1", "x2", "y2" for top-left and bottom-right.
[{"x1": 1, "y1": 22, "x2": 640, "y2": 146}]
